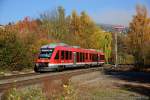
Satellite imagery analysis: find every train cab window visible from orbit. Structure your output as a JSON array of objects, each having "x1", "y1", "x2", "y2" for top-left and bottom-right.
[
  {"x1": 55, "y1": 51, "x2": 59, "y2": 59},
  {"x1": 39, "y1": 48, "x2": 54, "y2": 59},
  {"x1": 65, "y1": 51, "x2": 69, "y2": 60},
  {"x1": 61, "y1": 51, "x2": 65, "y2": 60}
]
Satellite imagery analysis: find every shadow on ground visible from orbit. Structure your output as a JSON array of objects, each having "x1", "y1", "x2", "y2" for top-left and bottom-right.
[
  {"x1": 122, "y1": 84, "x2": 150, "y2": 97},
  {"x1": 103, "y1": 68, "x2": 150, "y2": 97}
]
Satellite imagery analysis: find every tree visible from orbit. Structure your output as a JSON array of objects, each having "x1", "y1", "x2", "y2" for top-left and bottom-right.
[
  {"x1": 68, "y1": 10, "x2": 81, "y2": 45},
  {"x1": 80, "y1": 11, "x2": 96, "y2": 48},
  {"x1": 40, "y1": 6, "x2": 68, "y2": 40},
  {"x1": 128, "y1": 5, "x2": 150, "y2": 66},
  {"x1": 91, "y1": 31, "x2": 112, "y2": 63},
  {"x1": 0, "y1": 29, "x2": 33, "y2": 70}
]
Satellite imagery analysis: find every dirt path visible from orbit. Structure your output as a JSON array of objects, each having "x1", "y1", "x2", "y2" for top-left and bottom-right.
[{"x1": 69, "y1": 70, "x2": 150, "y2": 100}]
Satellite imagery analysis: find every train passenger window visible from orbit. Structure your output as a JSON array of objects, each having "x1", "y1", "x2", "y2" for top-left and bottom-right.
[
  {"x1": 93, "y1": 54, "x2": 95, "y2": 61},
  {"x1": 96, "y1": 54, "x2": 98, "y2": 61},
  {"x1": 61, "y1": 51, "x2": 65, "y2": 60},
  {"x1": 77, "y1": 52, "x2": 80, "y2": 62},
  {"x1": 83, "y1": 53, "x2": 85, "y2": 62},
  {"x1": 81, "y1": 53, "x2": 83, "y2": 62},
  {"x1": 55, "y1": 51, "x2": 59, "y2": 59},
  {"x1": 92, "y1": 54, "x2": 95, "y2": 61},
  {"x1": 69, "y1": 51, "x2": 72, "y2": 60},
  {"x1": 80, "y1": 53, "x2": 82, "y2": 62},
  {"x1": 86, "y1": 53, "x2": 88, "y2": 60},
  {"x1": 95, "y1": 54, "x2": 97, "y2": 61},
  {"x1": 94, "y1": 54, "x2": 98, "y2": 61},
  {"x1": 68, "y1": 51, "x2": 70, "y2": 60},
  {"x1": 92, "y1": 54, "x2": 94, "y2": 61},
  {"x1": 90, "y1": 54, "x2": 92, "y2": 60},
  {"x1": 65, "y1": 51, "x2": 69, "y2": 60}
]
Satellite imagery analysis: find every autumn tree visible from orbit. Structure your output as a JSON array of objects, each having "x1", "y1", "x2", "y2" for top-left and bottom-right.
[
  {"x1": 128, "y1": 5, "x2": 150, "y2": 66},
  {"x1": 79, "y1": 11, "x2": 97, "y2": 48},
  {"x1": 0, "y1": 29, "x2": 33, "y2": 71},
  {"x1": 91, "y1": 30, "x2": 112, "y2": 63},
  {"x1": 40, "y1": 6, "x2": 68, "y2": 40},
  {"x1": 67, "y1": 10, "x2": 81, "y2": 45}
]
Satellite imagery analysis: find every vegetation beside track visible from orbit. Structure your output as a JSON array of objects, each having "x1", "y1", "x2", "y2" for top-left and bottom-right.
[{"x1": 1, "y1": 67, "x2": 149, "y2": 100}]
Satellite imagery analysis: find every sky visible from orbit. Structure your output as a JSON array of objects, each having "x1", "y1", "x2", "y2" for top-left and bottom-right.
[{"x1": 0, "y1": 0, "x2": 150, "y2": 26}]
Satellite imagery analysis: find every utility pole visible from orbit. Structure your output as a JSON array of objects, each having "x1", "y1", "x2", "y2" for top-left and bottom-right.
[
  {"x1": 115, "y1": 30, "x2": 118, "y2": 67},
  {"x1": 113, "y1": 25, "x2": 125, "y2": 67}
]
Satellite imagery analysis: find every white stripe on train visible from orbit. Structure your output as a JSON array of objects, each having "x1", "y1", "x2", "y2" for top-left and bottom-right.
[{"x1": 48, "y1": 62, "x2": 104, "y2": 66}]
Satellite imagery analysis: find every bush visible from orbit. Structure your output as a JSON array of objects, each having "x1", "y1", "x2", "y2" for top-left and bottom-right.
[
  {"x1": 1, "y1": 87, "x2": 46, "y2": 100},
  {"x1": 0, "y1": 29, "x2": 33, "y2": 71}
]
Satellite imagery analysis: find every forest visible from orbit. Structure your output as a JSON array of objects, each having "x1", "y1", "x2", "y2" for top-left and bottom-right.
[{"x1": 0, "y1": 5, "x2": 149, "y2": 71}]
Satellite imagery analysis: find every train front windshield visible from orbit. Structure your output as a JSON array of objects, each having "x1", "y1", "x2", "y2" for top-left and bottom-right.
[{"x1": 39, "y1": 48, "x2": 54, "y2": 59}]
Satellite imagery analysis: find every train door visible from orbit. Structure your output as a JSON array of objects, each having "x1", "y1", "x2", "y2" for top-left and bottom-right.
[
  {"x1": 73, "y1": 52, "x2": 77, "y2": 65},
  {"x1": 97, "y1": 54, "x2": 99, "y2": 65},
  {"x1": 98, "y1": 54, "x2": 100, "y2": 65},
  {"x1": 61, "y1": 50, "x2": 65, "y2": 64}
]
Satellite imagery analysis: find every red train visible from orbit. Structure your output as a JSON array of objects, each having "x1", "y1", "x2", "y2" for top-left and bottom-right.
[{"x1": 34, "y1": 43, "x2": 105, "y2": 72}]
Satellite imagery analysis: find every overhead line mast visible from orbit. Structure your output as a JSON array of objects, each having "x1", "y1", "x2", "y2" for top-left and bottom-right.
[{"x1": 113, "y1": 25, "x2": 125, "y2": 67}]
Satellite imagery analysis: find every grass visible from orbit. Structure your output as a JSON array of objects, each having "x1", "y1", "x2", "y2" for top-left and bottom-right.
[
  {"x1": 72, "y1": 80, "x2": 147, "y2": 100},
  {"x1": 92, "y1": 88, "x2": 135, "y2": 97},
  {"x1": 1, "y1": 86, "x2": 46, "y2": 100}
]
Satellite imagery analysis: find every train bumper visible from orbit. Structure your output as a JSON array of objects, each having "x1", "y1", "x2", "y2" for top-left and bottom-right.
[{"x1": 35, "y1": 63, "x2": 58, "y2": 72}]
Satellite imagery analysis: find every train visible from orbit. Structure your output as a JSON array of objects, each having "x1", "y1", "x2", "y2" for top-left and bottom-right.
[{"x1": 34, "y1": 43, "x2": 105, "y2": 72}]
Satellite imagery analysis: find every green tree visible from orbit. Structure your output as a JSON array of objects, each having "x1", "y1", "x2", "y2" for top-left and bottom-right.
[{"x1": 91, "y1": 31, "x2": 112, "y2": 63}]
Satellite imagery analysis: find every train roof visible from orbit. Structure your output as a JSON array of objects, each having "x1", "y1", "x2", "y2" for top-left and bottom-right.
[
  {"x1": 41, "y1": 43, "x2": 104, "y2": 54},
  {"x1": 41, "y1": 43, "x2": 69, "y2": 49}
]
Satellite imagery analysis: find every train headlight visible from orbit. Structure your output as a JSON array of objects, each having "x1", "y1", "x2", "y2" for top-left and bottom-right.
[
  {"x1": 36, "y1": 63, "x2": 39, "y2": 66},
  {"x1": 48, "y1": 63, "x2": 51, "y2": 67}
]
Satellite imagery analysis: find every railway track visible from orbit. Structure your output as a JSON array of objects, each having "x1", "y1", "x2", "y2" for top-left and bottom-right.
[
  {"x1": 0, "y1": 72, "x2": 39, "y2": 80},
  {"x1": 0, "y1": 67, "x2": 103, "y2": 94}
]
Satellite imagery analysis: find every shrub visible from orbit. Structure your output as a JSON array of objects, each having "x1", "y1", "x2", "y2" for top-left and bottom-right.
[
  {"x1": 1, "y1": 87, "x2": 46, "y2": 100},
  {"x1": 0, "y1": 29, "x2": 33, "y2": 71}
]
